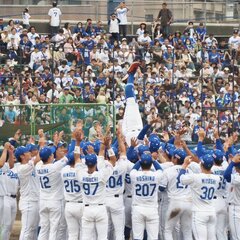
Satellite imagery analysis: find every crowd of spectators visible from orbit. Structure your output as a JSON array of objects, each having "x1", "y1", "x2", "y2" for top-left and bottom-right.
[{"x1": 0, "y1": 2, "x2": 240, "y2": 144}]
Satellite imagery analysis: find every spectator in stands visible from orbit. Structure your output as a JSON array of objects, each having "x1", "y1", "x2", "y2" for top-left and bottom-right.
[
  {"x1": 108, "y1": 13, "x2": 120, "y2": 44},
  {"x1": 156, "y1": 2, "x2": 173, "y2": 37},
  {"x1": 22, "y1": 8, "x2": 31, "y2": 29},
  {"x1": 48, "y1": 1, "x2": 62, "y2": 36}
]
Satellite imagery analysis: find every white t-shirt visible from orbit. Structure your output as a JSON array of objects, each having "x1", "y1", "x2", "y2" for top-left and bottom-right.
[
  {"x1": 76, "y1": 161, "x2": 113, "y2": 205},
  {"x1": 180, "y1": 172, "x2": 220, "y2": 212},
  {"x1": 22, "y1": 12, "x2": 31, "y2": 25},
  {"x1": 36, "y1": 157, "x2": 68, "y2": 200},
  {"x1": 116, "y1": 8, "x2": 128, "y2": 25},
  {"x1": 48, "y1": 7, "x2": 62, "y2": 27},
  {"x1": 130, "y1": 168, "x2": 163, "y2": 207},
  {"x1": 16, "y1": 159, "x2": 40, "y2": 202},
  {"x1": 228, "y1": 36, "x2": 240, "y2": 50},
  {"x1": 160, "y1": 165, "x2": 192, "y2": 201},
  {"x1": 61, "y1": 165, "x2": 82, "y2": 202}
]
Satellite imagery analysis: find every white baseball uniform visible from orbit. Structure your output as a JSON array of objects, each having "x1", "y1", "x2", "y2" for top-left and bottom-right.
[
  {"x1": 36, "y1": 156, "x2": 68, "y2": 240},
  {"x1": 161, "y1": 164, "x2": 193, "y2": 240},
  {"x1": 180, "y1": 172, "x2": 220, "y2": 240},
  {"x1": 0, "y1": 164, "x2": 7, "y2": 236},
  {"x1": 103, "y1": 156, "x2": 129, "y2": 240},
  {"x1": 76, "y1": 160, "x2": 114, "y2": 240},
  {"x1": 158, "y1": 161, "x2": 174, "y2": 240},
  {"x1": 16, "y1": 159, "x2": 40, "y2": 240},
  {"x1": 122, "y1": 97, "x2": 143, "y2": 146},
  {"x1": 212, "y1": 164, "x2": 228, "y2": 240},
  {"x1": 1, "y1": 164, "x2": 18, "y2": 240},
  {"x1": 130, "y1": 167, "x2": 163, "y2": 240},
  {"x1": 227, "y1": 171, "x2": 240, "y2": 240},
  {"x1": 61, "y1": 165, "x2": 83, "y2": 240}
]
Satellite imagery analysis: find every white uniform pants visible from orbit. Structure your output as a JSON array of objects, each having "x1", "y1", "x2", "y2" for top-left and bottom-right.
[
  {"x1": 2, "y1": 195, "x2": 17, "y2": 240},
  {"x1": 158, "y1": 193, "x2": 168, "y2": 240},
  {"x1": 229, "y1": 204, "x2": 240, "y2": 240},
  {"x1": 19, "y1": 200, "x2": 39, "y2": 240},
  {"x1": 82, "y1": 204, "x2": 108, "y2": 240},
  {"x1": 57, "y1": 200, "x2": 68, "y2": 240},
  {"x1": 192, "y1": 211, "x2": 216, "y2": 240},
  {"x1": 106, "y1": 195, "x2": 125, "y2": 240},
  {"x1": 38, "y1": 199, "x2": 64, "y2": 240},
  {"x1": 214, "y1": 197, "x2": 228, "y2": 240},
  {"x1": 124, "y1": 195, "x2": 132, "y2": 228},
  {"x1": 0, "y1": 196, "x2": 4, "y2": 235},
  {"x1": 65, "y1": 201, "x2": 84, "y2": 240},
  {"x1": 164, "y1": 200, "x2": 192, "y2": 240},
  {"x1": 132, "y1": 205, "x2": 159, "y2": 240},
  {"x1": 122, "y1": 97, "x2": 143, "y2": 146}
]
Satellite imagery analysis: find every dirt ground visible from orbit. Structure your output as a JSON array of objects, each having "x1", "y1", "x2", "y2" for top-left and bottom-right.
[{"x1": 10, "y1": 220, "x2": 21, "y2": 240}]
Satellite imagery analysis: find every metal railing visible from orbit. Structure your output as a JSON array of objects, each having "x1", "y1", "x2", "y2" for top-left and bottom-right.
[{"x1": 0, "y1": 103, "x2": 115, "y2": 143}]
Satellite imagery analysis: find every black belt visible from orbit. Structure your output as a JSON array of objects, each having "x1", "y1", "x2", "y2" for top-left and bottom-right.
[
  {"x1": 127, "y1": 195, "x2": 132, "y2": 198},
  {"x1": 10, "y1": 195, "x2": 17, "y2": 199},
  {"x1": 85, "y1": 204, "x2": 104, "y2": 207},
  {"x1": 114, "y1": 194, "x2": 119, "y2": 198},
  {"x1": 213, "y1": 196, "x2": 226, "y2": 199},
  {"x1": 66, "y1": 201, "x2": 83, "y2": 203}
]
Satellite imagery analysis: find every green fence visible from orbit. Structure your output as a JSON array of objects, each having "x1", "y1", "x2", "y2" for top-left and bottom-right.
[{"x1": 0, "y1": 103, "x2": 115, "y2": 144}]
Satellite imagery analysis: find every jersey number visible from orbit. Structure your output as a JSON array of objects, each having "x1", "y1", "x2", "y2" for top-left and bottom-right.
[
  {"x1": 83, "y1": 183, "x2": 99, "y2": 195},
  {"x1": 125, "y1": 173, "x2": 131, "y2": 184},
  {"x1": 64, "y1": 180, "x2": 80, "y2": 193},
  {"x1": 217, "y1": 176, "x2": 226, "y2": 190},
  {"x1": 135, "y1": 183, "x2": 156, "y2": 197},
  {"x1": 107, "y1": 175, "x2": 122, "y2": 188},
  {"x1": 176, "y1": 177, "x2": 188, "y2": 189},
  {"x1": 39, "y1": 176, "x2": 50, "y2": 189},
  {"x1": 200, "y1": 186, "x2": 215, "y2": 200}
]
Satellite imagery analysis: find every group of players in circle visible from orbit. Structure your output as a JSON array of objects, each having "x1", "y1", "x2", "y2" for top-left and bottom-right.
[{"x1": 0, "y1": 61, "x2": 240, "y2": 240}]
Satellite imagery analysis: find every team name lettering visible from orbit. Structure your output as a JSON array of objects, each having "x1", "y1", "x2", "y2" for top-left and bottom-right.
[
  {"x1": 136, "y1": 176, "x2": 155, "y2": 181},
  {"x1": 63, "y1": 172, "x2": 76, "y2": 177},
  {"x1": 201, "y1": 179, "x2": 216, "y2": 184},
  {"x1": 37, "y1": 169, "x2": 49, "y2": 174},
  {"x1": 83, "y1": 177, "x2": 98, "y2": 182}
]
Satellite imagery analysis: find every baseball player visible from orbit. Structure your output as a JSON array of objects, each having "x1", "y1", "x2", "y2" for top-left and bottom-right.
[
  {"x1": 15, "y1": 145, "x2": 40, "y2": 240},
  {"x1": 0, "y1": 142, "x2": 15, "y2": 238},
  {"x1": 61, "y1": 151, "x2": 83, "y2": 240},
  {"x1": 122, "y1": 61, "x2": 143, "y2": 146},
  {"x1": 178, "y1": 154, "x2": 220, "y2": 240},
  {"x1": 224, "y1": 154, "x2": 240, "y2": 240},
  {"x1": 36, "y1": 146, "x2": 68, "y2": 240},
  {"x1": 130, "y1": 152, "x2": 163, "y2": 240},
  {"x1": 160, "y1": 148, "x2": 193, "y2": 240},
  {"x1": 75, "y1": 137, "x2": 116, "y2": 240},
  {"x1": 211, "y1": 149, "x2": 228, "y2": 240},
  {"x1": 1, "y1": 143, "x2": 18, "y2": 240}
]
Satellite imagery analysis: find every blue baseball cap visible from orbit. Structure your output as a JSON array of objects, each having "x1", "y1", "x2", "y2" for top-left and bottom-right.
[
  {"x1": 26, "y1": 143, "x2": 39, "y2": 152},
  {"x1": 165, "y1": 144, "x2": 176, "y2": 157},
  {"x1": 138, "y1": 145, "x2": 149, "y2": 156},
  {"x1": 140, "y1": 153, "x2": 152, "y2": 165},
  {"x1": 126, "y1": 148, "x2": 139, "y2": 163},
  {"x1": 85, "y1": 154, "x2": 97, "y2": 166},
  {"x1": 201, "y1": 154, "x2": 214, "y2": 169},
  {"x1": 212, "y1": 149, "x2": 224, "y2": 161},
  {"x1": 82, "y1": 141, "x2": 94, "y2": 155},
  {"x1": 15, "y1": 146, "x2": 30, "y2": 160},
  {"x1": 57, "y1": 141, "x2": 67, "y2": 149},
  {"x1": 39, "y1": 147, "x2": 53, "y2": 162},
  {"x1": 173, "y1": 149, "x2": 187, "y2": 162}
]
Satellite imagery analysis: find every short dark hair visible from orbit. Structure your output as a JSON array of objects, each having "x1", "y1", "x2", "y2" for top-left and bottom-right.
[
  {"x1": 53, "y1": 1, "x2": 57, "y2": 7},
  {"x1": 140, "y1": 161, "x2": 152, "y2": 170}
]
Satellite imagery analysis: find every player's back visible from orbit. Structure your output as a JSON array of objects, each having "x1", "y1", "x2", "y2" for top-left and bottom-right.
[
  {"x1": 211, "y1": 165, "x2": 228, "y2": 198},
  {"x1": 106, "y1": 157, "x2": 129, "y2": 196},
  {"x1": 77, "y1": 161, "x2": 113, "y2": 205},
  {"x1": 227, "y1": 172, "x2": 240, "y2": 205},
  {"x1": 163, "y1": 165, "x2": 191, "y2": 201},
  {"x1": 61, "y1": 165, "x2": 82, "y2": 202},
  {"x1": 189, "y1": 173, "x2": 220, "y2": 212},
  {"x1": 5, "y1": 165, "x2": 18, "y2": 196},
  {"x1": 130, "y1": 169, "x2": 162, "y2": 207},
  {"x1": 36, "y1": 158, "x2": 67, "y2": 200},
  {"x1": 0, "y1": 164, "x2": 7, "y2": 197},
  {"x1": 16, "y1": 160, "x2": 39, "y2": 201}
]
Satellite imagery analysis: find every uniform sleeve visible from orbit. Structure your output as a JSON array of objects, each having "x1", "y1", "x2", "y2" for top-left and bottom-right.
[
  {"x1": 130, "y1": 169, "x2": 137, "y2": 184},
  {"x1": 159, "y1": 171, "x2": 168, "y2": 188},
  {"x1": 97, "y1": 156, "x2": 105, "y2": 170},
  {"x1": 100, "y1": 161, "x2": 114, "y2": 182},
  {"x1": 180, "y1": 173, "x2": 195, "y2": 185},
  {"x1": 52, "y1": 157, "x2": 68, "y2": 171},
  {"x1": 48, "y1": 9, "x2": 52, "y2": 16},
  {"x1": 231, "y1": 173, "x2": 240, "y2": 186},
  {"x1": 17, "y1": 160, "x2": 35, "y2": 176}
]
